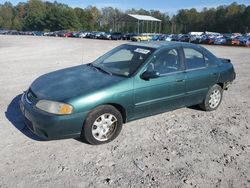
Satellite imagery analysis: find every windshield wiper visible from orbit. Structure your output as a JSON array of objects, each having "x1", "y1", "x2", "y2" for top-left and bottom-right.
[
  {"x1": 88, "y1": 63, "x2": 98, "y2": 71},
  {"x1": 88, "y1": 63, "x2": 112, "y2": 75}
]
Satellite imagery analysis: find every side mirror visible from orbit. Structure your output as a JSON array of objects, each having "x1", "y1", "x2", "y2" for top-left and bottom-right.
[{"x1": 141, "y1": 70, "x2": 160, "y2": 80}]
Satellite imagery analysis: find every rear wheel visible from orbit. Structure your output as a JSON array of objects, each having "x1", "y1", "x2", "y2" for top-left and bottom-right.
[
  {"x1": 81, "y1": 105, "x2": 123, "y2": 145},
  {"x1": 199, "y1": 84, "x2": 223, "y2": 111}
]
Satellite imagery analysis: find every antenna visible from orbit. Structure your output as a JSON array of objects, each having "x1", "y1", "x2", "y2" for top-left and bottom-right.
[
  {"x1": 82, "y1": 40, "x2": 84, "y2": 64},
  {"x1": 82, "y1": 40, "x2": 87, "y2": 64}
]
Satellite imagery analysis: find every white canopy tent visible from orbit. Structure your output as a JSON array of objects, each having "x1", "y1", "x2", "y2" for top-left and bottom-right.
[
  {"x1": 128, "y1": 14, "x2": 161, "y2": 22},
  {"x1": 118, "y1": 14, "x2": 162, "y2": 33}
]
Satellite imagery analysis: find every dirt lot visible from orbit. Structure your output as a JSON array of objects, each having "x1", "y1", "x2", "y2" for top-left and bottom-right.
[{"x1": 0, "y1": 35, "x2": 249, "y2": 188}]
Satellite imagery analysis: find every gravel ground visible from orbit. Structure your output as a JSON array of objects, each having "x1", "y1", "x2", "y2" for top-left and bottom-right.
[{"x1": 0, "y1": 35, "x2": 249, "y2": 188}]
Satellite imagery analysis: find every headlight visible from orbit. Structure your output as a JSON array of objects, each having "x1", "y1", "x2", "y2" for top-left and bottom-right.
[{"x1": 36, "y1": 100, "x2": 73, "y2": 115}]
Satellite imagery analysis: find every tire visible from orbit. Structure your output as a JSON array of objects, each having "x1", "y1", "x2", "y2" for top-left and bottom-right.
[
  {"x1": 81, "y1": 105, "x2": 123, "y2": 145},
  {"x1": 199, "y1": 84, "x2": 223, "y2": 111}
]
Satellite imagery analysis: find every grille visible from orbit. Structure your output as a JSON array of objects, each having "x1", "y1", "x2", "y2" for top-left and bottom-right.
[{"x1": 26, "y1": 89, "x2": 37, "y2": 104}]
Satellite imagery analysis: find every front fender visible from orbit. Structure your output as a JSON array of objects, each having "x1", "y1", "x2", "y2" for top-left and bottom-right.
[{"x1": 67, "y1": 78, "x2": 135, "y2": 120}]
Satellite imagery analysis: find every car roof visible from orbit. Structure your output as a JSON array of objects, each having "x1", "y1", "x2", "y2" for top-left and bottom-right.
[{"x1": 127, "y1": 41, "x2": 198, "y2": 49}]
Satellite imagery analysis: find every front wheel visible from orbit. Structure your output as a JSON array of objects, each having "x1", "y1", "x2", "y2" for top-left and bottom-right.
[
  {"x1": 81, "y1": 105, "x2": 123, "y2": 145},
  {"x1": 199, "y1": 84, "x2": 223, "y2": 111}
]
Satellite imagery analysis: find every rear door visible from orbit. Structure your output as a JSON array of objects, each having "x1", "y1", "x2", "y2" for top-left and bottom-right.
[{"x1": 183, "y1": 47, "x2": 219, "y2": 106}]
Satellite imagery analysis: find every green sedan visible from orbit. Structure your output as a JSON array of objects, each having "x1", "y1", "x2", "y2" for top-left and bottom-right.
[{"x1": 20, "y1": 42, "x2": 236, "y2": 144}]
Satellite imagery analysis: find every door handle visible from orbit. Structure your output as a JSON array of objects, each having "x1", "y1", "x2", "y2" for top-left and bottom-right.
[{"x1": 176, "y1": 79, "x2": 185, "y2": 83}]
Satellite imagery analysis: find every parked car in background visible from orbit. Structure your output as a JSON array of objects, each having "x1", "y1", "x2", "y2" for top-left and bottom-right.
[
  {"x1": 20, "y1": 42, "x2": 236, "y2": 144},
  {"x1": 80, "y1": 32, "x2": 89, "y2": 38},
  {"x1": 163, "y1": 34, "x2": 174, "y2": 41},
  {"x1": 227, "y1": 37, "x2": 240, "y2": 46},
  {"x1": 214, "y1": 37, "x2": 227, "y2": 45},
  {"x1": 100, "y1": 32, "x2": 112, "y2": 40},
  {"x1": 150, "y1": 34, "x2": 166, "y2": 41},
  {"x1": 95, "y1": 32, "x2": 105, "y2": 39},
  {"x1": 73, "y1": 31, "x2": 90, "y2": 38},
  {"x1": 179, "y1": 34, "x2": 191, "y2": 42},
  {"x1": 0, "y1": 30, "x2": 6, "y2": 34},
  {"x1": 19, "y1": 31, "x2": 34, "y2": 35},
  {"x1": 131, "y1": 33, "x2": 152, "y2": 41},
  {"x1": 7, "y1": 30, "x2": 19, "y2": 35},
  {"x1": 86, "y1": 31, "x2": 99, "y2": 39},
  {"x1": 44, "y1": 32, "x2": 54, "y2": 36},
  {"x1": 171, "y1": 34, "x2": 182, "y2": 41},
  {"x1": 236, "y1": 36, "x2": 248, "y2": 46},
  {"x1": 1, "y1": 29, "x2": 250, "y2": 47},
  {"x1": 122, "y1": 33, "x2": 138, "y2": 40},
  {"x1": 150, "y1": 34, "x2": 159, "y2": 41},
  {"x1": 190, "y1": 35, "x2": 203, "y2": 44},
  {"x1": 54, "y1": 31, "x2": 65, "y2": 37},
  {"x1": 33, "y1": 31, "x2": 44, "y2": 36},
  {"x1": 110, "y1": 32, "x2": 123, "y2": 40},
  {"x1": 72, "y1": 32, "x2": 81, "y2": 38},
  {"x1": 64, "y1": 32, "x2": 73, "y2": 38},
  {"x1": 200, "y1": 35, "x2": 216, "y2": 44},
  {"x1": 244, "y1": 37, "x2": 250, "y2": 47}
]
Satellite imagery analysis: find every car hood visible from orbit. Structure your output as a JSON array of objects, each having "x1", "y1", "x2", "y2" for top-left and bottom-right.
[{"x1": 30, "y1": 64, "x2": 125, "y2": 101}]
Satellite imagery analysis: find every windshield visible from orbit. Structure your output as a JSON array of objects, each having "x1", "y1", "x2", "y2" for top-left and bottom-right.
[{"x1": 92, "y1": 44, "x2": 155, "y2": 77}]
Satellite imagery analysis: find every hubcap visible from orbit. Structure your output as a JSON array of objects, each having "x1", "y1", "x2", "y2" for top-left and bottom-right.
[
  {"x1": 92, "y1": 113, "x2": 117, "y2": 141},
  {"x1": 208, "y1": 89, "x2": 221, "y2": 109}
]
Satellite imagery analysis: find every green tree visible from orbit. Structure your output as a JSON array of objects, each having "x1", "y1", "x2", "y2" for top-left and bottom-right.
[
  {"x1": 44, "y1": 2, "x2": 80, "y2": 31},
  {"x1": 0, "y1": 2, "x2": 14, "y2": 29},
  {"x1": 61, "y1": 8, "x2": 80, "y2": 30},
  {"x1": 24, "y1": 0, "x2": 46, "y2": 30},
  {"x1": 0, "y1": 1, "x2": 249, "y2": 33},
  {"x1": 85, "y1": 6, "x2": 101, "y2": 31},
  {"x1": 243, "y1": 6, "x2": 250, "y2": 32},
  {"x1": 74, "y1": 7, "x2": 88, "y2": 30},
  {"x1": 101, "y1": 7, "x2": 122, "y2": 32},
  {"x1": 11, "y1": 2, "x2": 26, "y2": 30}
]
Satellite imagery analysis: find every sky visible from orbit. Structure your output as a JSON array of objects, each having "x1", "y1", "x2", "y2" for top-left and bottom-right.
[{"x1": 1, "y1": 0, "x2": 250, "y2": 13}]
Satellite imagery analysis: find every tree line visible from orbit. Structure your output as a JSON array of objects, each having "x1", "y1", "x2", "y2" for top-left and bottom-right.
[{"x1": 0, "y1": 0, "x2": 249, "y2": 33}]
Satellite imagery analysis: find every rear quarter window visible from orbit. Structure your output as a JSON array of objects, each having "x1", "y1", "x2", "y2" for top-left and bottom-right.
[{"x1": 203, "y1": 50, "x2": 219, "y2": 67}]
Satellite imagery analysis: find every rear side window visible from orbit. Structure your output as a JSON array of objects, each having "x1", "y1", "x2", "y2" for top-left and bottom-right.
[{"x1": 184, "y1": 48, "x2": 206, "y2": 69}]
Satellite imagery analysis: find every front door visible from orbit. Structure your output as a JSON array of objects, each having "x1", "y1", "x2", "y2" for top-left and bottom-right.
[{"x1": 133, "y1": 47, "x2": 186, "y2": 120}]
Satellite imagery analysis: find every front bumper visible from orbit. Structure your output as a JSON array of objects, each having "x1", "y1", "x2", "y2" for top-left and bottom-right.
[{"x1": 20, "y1": 92, "x2": 89, "y2": 140}]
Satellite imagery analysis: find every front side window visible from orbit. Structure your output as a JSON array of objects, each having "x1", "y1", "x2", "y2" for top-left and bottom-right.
[
  {"x1": 184, "y1": 48, "x2": 206, "y2": 69},
  {"x1": 147, "y1": 48, "x2": 182, "y2": 74},
  {"x1": 93, "y1": 44, "x2": 154, "y2": 76}
]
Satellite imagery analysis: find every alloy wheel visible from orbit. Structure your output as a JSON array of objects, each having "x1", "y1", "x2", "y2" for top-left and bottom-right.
[
  {"x1": 208, "y1": 89, "x2": 221, "y2": 108},
  {"x1": 91, "y1": 113, "x2": 118, "y2": 141}
]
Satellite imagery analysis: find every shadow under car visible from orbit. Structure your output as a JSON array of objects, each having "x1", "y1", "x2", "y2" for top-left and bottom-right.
[
  {"x1": 5, "y1": 94, "x2": 45, "y2": 141},
  {"x1": 5, "y1": 94, "x2": 89, "y2": 144}
]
